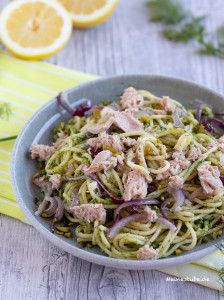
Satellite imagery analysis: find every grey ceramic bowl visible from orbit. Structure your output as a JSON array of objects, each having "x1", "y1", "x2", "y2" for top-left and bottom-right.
[{"x1": 11, "y1": 75, "x2": 224, "y2": 270}]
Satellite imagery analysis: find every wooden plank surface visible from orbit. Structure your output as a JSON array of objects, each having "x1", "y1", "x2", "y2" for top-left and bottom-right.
[{"x1": 0, "y1": 0, "x2": 224, "y2": 299}]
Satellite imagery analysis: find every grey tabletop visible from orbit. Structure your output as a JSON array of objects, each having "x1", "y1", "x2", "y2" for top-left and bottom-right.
[{"x1": 1, "y1": 0, "x2": 224, "y2": 299}]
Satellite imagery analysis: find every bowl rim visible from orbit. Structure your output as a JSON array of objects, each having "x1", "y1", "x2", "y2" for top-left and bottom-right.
[{"x1": 10, "y1": 74, "x2": 222, "y2": 270}]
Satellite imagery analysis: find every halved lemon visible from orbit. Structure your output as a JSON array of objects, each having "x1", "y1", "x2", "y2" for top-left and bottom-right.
[
  {"x1": 58, "y1": 0, "x2": 119, "y2": 28},
  {"x1": 0, "y1": 0, "x2": 72, "y2": 59}
]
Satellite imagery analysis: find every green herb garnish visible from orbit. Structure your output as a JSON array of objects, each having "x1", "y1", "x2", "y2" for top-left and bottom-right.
[
  {"x1": 146, "y1": 0, "x2": 187, "y2": 25},
  {"x1": 0, "y1": 102, "x2": 12, "y2": 119},
  {"x1": 146, "y1": 0, "x2": 224, "y2": 58}
]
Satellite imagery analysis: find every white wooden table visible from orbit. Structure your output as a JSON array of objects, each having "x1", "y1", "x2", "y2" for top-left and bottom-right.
[{"x1": 1, "y1": 0, "x2": 224, "y2": 299}]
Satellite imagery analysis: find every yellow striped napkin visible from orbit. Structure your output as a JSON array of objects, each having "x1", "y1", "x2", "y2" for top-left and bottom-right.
[
  {"x1": 0, "y1": 50, "x2": 98, "y2": 223},
  {"x1": 0, "y1": 51, "x2": 223, "y2": 292}
]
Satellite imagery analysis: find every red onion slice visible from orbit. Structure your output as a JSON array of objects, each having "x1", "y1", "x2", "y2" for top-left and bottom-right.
[
  {"x1": 114, "y1": 199, "x2": 159, "y2": 223},
  {"x1": 201, "y1": 117, "x2": 224, "y2": 133},
  {"x1": 42, "y1": 196, "x2": 58, "y2": 217},
  {"x1": 88, "y1": 173, "x2": 123, "y2": 203},
  {"x1": 220, "y1": 176, "x2": 224, "y2": 184},
  {"x1": 195, "y1": 104, "x2": 203, "y2": 123},
  {"x1": 54, "y1": 196, "x2": 64, "y2": 221},
  {"x1": 148, "y1": 183, "x2": 157, "y2": 191},
  {"x1": 90, "y1": 147, "x2": 102, "y2": 156},
  {"x1": 157, "y1": 216, "x2": 177, "y2": 232},
  {"x1": 47, "y1": 196, "x2": 64, "y2": 234},
  {"x1": 57, "y1": 92, "x2": 92, "y2": 116},
  {"x1": 70, "y1": 190, "x2": 79, "y2": 206},
  {"x1": 107, "y1": 213, "x2": 147, "y2": 238},
  {"x1": 168, "y1": 188, "x2": 186, "y2": 211},
  {"x1": 81, "y1": 164, "x2": 88, "y2": 171},
  {"x1": 34, "y1": 197, "x2": 49, "y2": 216},
  {"x1": 176, "y1": 107, "x2": 187, "y2": 117},
  {"x1": 172, "y1": 109, "x2": 185, "y2": 129},
  {"x1": 160, "y1": 197, "x2": 173, "y2": 219},
  {"x1": 33, "y1": 177, "x2": 52, "y2": 197}
]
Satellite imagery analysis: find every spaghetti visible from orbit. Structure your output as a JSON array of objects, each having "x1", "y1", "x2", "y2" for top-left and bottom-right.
[{"x1": 31, "y1": 87, "x2": 224, "y2": 260}]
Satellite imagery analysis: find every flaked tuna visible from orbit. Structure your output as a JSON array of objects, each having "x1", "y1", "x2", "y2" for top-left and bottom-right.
[
  {"x1": 87, "y1": 132, "x2": 137, "y2": 152},
  {"x1": 144, "y1": 206, "x2": 157, "y2": 222},
  {"x1": 122, "y1": 137, "x2": 137, "y2": 148},
  {"x1": 53, "y1": 131, "x2": 68, "y2": 149},
  {"x1": 120, "y1": 87, "x2": 144, "y2": 109},
  {"x1": 84, "y1": 111, "x2": 143, "y2": 134},
  {"x1": 137, "y1": 245, "x2": 159, "y2": 260},
  {"x1": 84, "y1": 150, "x2": 118, "y2": 174},
  {"x1": 187, "y1": 142, "x2": 207, "y2": 161},
  {"x1": 88, "y1": 132, "x2": 124, "y2": 152},
  {"x1": 49, "y1": 174, "x2": 62, "y2": 190},
  {"x1": 112, "y1": 111, "x2": 143, "y2": 133},
  {"x1": 31, "y1": 131, "x2": 68, "y2": 161},
  {"x1": 31, "y1": 144, "x2": 55, "y2": 161},
  {"x1": 197, "y1": 164, "x2": 223, "y2": 195},
  {"x1": 156, "y1": 158, "x2": 190, "y2": 181},
  {"x1": 122, "y1": 170, "x2": 148, "y2": 201},
  {"x1": 71, "y1": 203, "x2": 106, "y2": 224},
  {"x1": 143, "y1": 107, "x2": 167, "y2": 115},
  {"x1": 153, "y1": 96, "x2": 176, "y2": 112},
  {"x1": 168, "y1": 175, "x2": 183, "y2": 189}
]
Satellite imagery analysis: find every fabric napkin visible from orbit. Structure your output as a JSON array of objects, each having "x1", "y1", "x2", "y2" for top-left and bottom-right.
[{"x1": 0, "y1": 50, "x2": 223, "y2": 292}]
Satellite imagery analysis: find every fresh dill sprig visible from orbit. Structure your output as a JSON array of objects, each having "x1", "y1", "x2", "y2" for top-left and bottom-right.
[
  {"x1": 162, "y1": 16, "x2": 206, "y2": 43},
  {"x1": 146, "y1": 0, "x2": 187, "y2": 25},
  {"x1": 216, "y1": 241, "x2": 224, "y2": 255},
  {"x1": 215, "y1": 242, "x2": 224, "y2": 291},
  {"x1": 146, "y1": 0, "x2": 224, "y2": 59},
  {"x1": 0, "y1": 136, "x2": 17, "y2": 143},
  {"x1": 0, "y1": 102, "x2": 17, "y2": 143},
  {"x1": 0, "y1": 102, "x2": 12, "y2": 119},
  {"x1": 196, "y1": 27, "x2": 224, "y2": 59},
  {"x1": 217, "y1": 26, "x2": 224, "y2": 48},
  {"x1": 218, "y1": 267, "x2": 224, "y2": 292}
]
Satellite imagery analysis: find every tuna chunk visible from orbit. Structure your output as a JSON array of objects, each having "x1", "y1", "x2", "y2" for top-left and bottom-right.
[
  {"x1": 137, "y1": 245, "x2": 159, "y2": 260},
  {"x1": 218, "y1": 135, "x2": 224, "y2": 152},
  {"x1": 144, "y1": 206, "x2": 157, "y2": 222},
  {"x1": 88, "y1": 132, "x2": 131, "y2": 152},
  {"x1": 116, "y1": 153, "x2": 126, "y2": 170},
  {"x1": 121, "y1": 137, "x2": 137, "y2": 148},
  {"x1": 71, "y1": 203, "x2": 106, "y2": 224},
  {"x1": 83, "y1": 117, "x2": 115, "y2": 135},
  {"x1": 120, "y1": 87, "x2": 144, "y2": 110},
  {"x1": 53, "y1": 131, "x2": 68, "y2": 149},
  {"x1": 31, "y1": 144, "x2": 55, "y2": 161},
  {"x1": 122, "y1": 170, "x2": 148, "y2": 201},
  {"x1": 153, "y1": 96, "x2": 176, "y2": 112},
  {"x1": 31, "y1": 131, "x2": 68, "y2": 161},
  {"x1": 49, "y1": 174, "x2": 62, "y2": 190},
  {"x1": 187, "y1": 142, "x2": 207, "y2": 161},
  {"x1": 143, "y1": 107, "x2": 167, "y2": 115},
  {"x1": 156, "y1": 158, "x2": 190, "y2": 181},
  {"x1": 84, "y1": 111, "x2": 143, "y2": 134},
  {"x1": 168, "y1": 175, "x2": 183, "y2": 189},
  {"x1": 197, "y1": 164, "x2": 223, "y2": 195},
  {"x1": 112, "y1": 111, "x2": 143, "y2": 133},
  {"x1": 84, "y1": 150, "x2": 117, "y2": 174}
]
